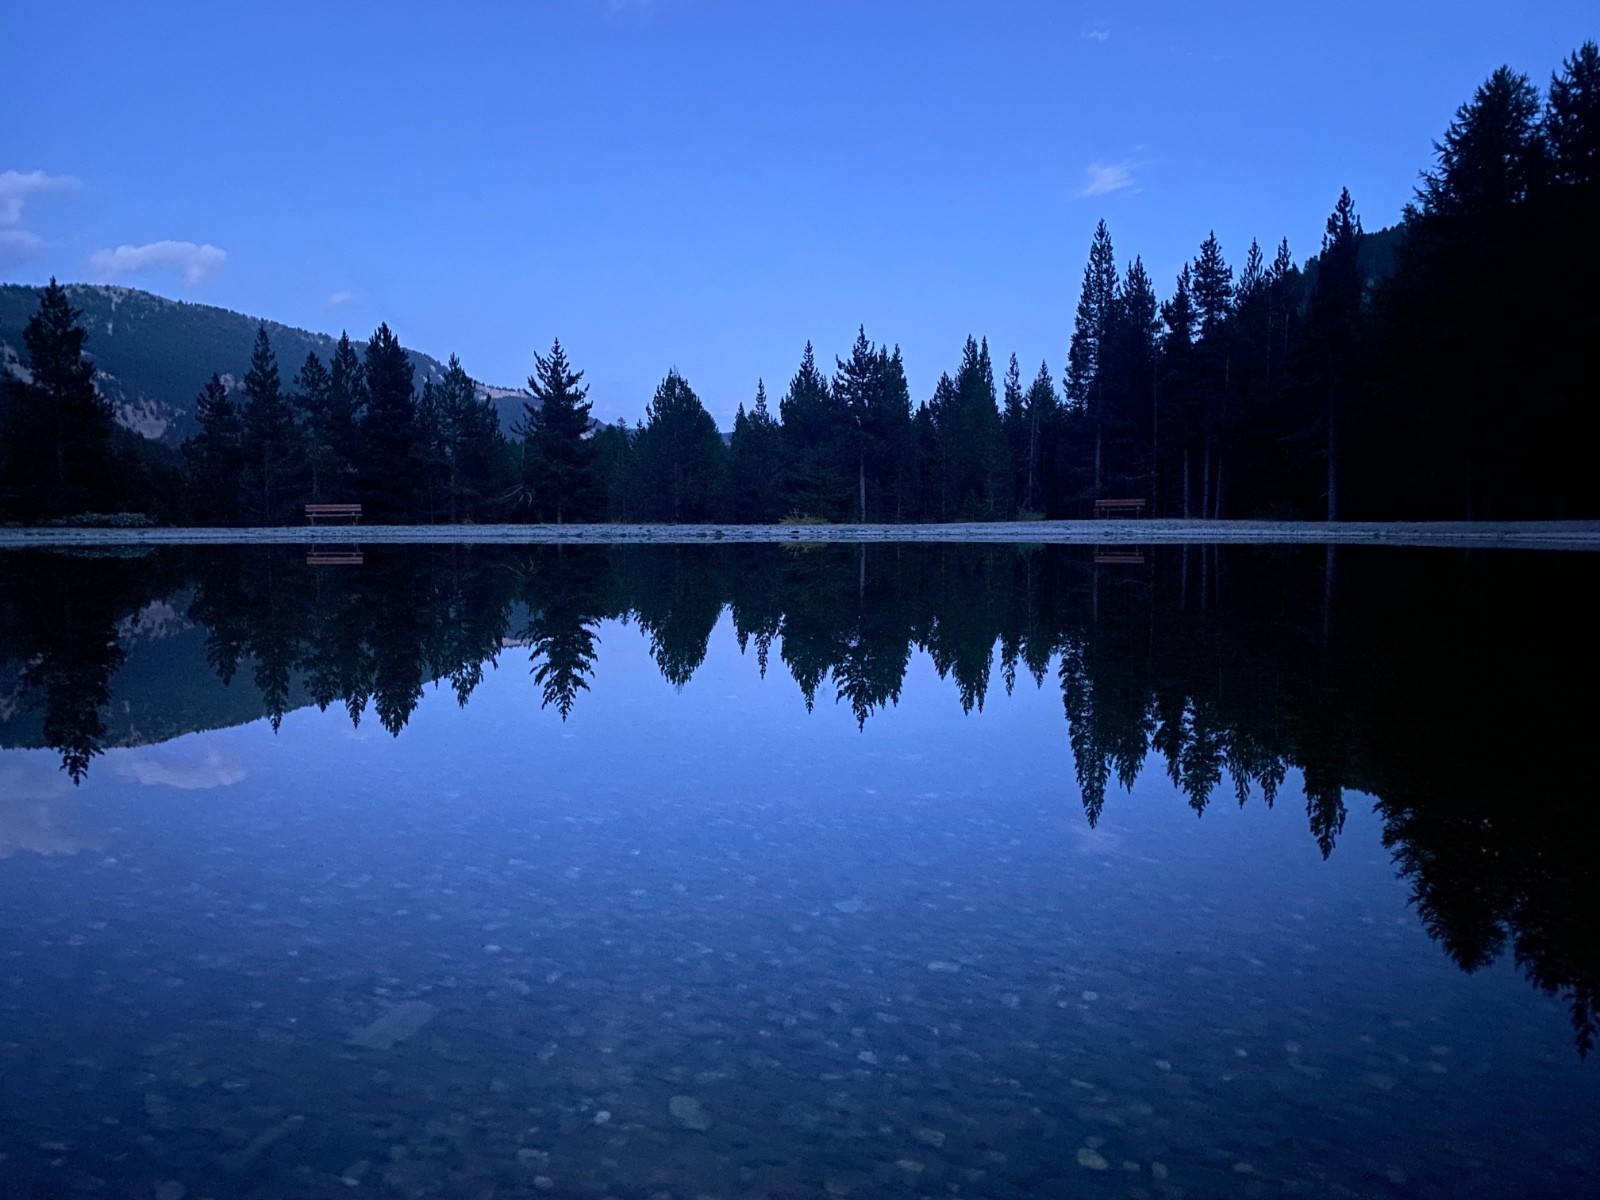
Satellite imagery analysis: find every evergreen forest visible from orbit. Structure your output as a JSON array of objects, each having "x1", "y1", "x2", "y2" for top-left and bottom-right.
[{"x1": 2, "y1": 45, "x2": 1596, "y2": 526}]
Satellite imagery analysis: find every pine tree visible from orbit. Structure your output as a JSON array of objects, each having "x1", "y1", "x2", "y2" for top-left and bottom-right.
[
  {"x1": 1303, "y1": 188, "x2": 1364, "y2": 520},
  {"x1": 520, "y1": 339, "x2": 597, "y2": 523},
  {"x1": 729, "y1": 379, "x2": 784, "y2": 522},
  {"x1": 437, "y1": 353, "x2": 504, "y2": 522},
  {"x1": 360, "y1": 323, "x2": 418, "y2": 522},
  {"x1": 1543, "y1": 43, "x2": 1600, "y2": 513},
  {"x1": 183, "y1": 374, "x2": 246, "y2": 524},
  {"x1": 0, "y1": 279, "x2": 114, "y2": 519},
  {"x1": 1065, "y1": 221, "x2": 1119, "y2": 498},
  {"x1": 875, "y1": 346, "x2": 916, "y2": 520},
  {"x1": 1191, "y1": 231, "x2": 1235, "y2": 337},
  {"x1": 324, "y1": 332, "x2": 367, "y2": 495},
  {"x1": 593, "y1": 419, "x2": 635, "y2": 521},
  {"x1": 241, "y1": 324, "x2": 303, "y2": 524},
  {"x1": 634, "y1": 370, "x2": 725, "y2": 521},
  {"x1": 834, "y1": 326, "x2": 909, "y2": 522},
  {"x1": 1022, "y1": 360, "x2": 1060, "y2": 513},
  {"x1": 1385, "y1": 65, "x2": 1549, "y2": 517},
  {"x1": 1159, "y1": 266, "x2": 1199, "y2": 516},
  {"x1": 1001, "y1": 352, "x2": 1027, "y2": 512},
  {"x1": 931, "y1": 337, "x2": 1006, "y2": 518},
  {"x1": 780, "y1": 341, "x2": 852, "y2": 519},
  {"x1": 1419, "y1": 66, "x2": 1546, "y2": 217},
  {"x1": 415, "y1": 377, "x2": 450, "y2": 522},
  {"x1": 1268, "y1": 238, "x2": 1299, "y2": 386},
  {"x1": 1109, "y1": 256, "x2": 1161, "y2": 504},
  {"x1": 1189, "y1": 232, "x2": 1234, "y2": 516},
  {"x1": 1546, "y1": 42, "x2": 1600, "y2": 188},
  {"x1": 291, "y1": 350, "x2": 332, "y2": 500}
]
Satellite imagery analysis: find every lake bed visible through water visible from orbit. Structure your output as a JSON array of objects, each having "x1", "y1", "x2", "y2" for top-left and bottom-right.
[{"x1": 1, "y1": 543, "x2": 1595, "y2": 1199}]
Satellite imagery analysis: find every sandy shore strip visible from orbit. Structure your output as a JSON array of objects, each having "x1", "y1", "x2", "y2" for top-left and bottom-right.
[{"x1": 3, "y1": 520, "x2": 1599, "y2": 550}]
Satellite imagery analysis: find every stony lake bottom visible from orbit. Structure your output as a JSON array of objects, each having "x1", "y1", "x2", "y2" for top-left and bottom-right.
[{"x1": 0, "y1": 542, "x2": 1595, "y2": 1199}]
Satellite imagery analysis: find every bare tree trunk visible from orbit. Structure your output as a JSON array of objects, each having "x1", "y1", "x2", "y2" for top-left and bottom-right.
[
  {"x1": 1150, "y1": 378, "x2": 1159, "y2": 515},
  {"x1": 1093, "y1": 417, "x2": 1103, "y2": 498},
  {"x1": 1327, "y1": 380, "x2": 1340, "y2": 522},
  {"x1": 1026, "y1": 409, "x2": 1039, "y2": 511},
  {"x1": 858, "y1": 449, "x2": 867, "y2": 523}
]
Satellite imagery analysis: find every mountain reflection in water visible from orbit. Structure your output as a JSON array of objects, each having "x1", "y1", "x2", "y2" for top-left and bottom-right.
[{"x1": 1, "y1": 542, "x2": 1595, "y2": 1058}]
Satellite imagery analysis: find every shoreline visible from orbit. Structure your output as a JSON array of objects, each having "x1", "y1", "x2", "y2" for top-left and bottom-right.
[{"x1": 3, "y1": 520, "x2": 1599, "y2": 551}]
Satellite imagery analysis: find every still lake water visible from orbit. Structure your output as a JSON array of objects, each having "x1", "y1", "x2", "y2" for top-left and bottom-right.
[{"x1": 0, "y1": 543, "x2": 1595, "y2": 1199}]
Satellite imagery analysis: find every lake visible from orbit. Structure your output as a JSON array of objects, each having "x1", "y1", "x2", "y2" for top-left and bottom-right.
[{"x1": 1, "y1": 542, "x2": 1595, "y2": 1199}]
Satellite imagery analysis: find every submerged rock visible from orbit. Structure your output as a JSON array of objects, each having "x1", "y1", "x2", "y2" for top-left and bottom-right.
[
  {"x1": 349, "y1": 1001, "x2": 437, "y2": 1050},
  {"x1": 1076, "y1": 1148, "x2": 1109, "y2": 1170}
]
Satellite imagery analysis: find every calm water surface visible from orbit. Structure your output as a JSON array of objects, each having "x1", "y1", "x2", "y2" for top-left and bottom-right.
[{"x1": 1, "y1": 544, "x2": 1595, "y2": 1199}]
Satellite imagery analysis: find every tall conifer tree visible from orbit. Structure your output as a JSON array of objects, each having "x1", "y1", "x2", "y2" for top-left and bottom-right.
[
  {"x1": 729, "y1": 379, "x2": 784, "y2": 522},
  {"x1": 324, "y1": 332, "x2": 367, "y2": 494},
  {"x1": 360, "y1": 323, "x2": 418, "y2": 522},
  {"x1": 521, "y1": 339, "x2": 597, "y2": 523},
  {"x1": 292, "y1": 351, "x2": 332, "y2": 500},
  {"x1": 780, "y1": 341, "x2": 852, "y2": 519},
  {"x1": 241, "y1": 324, "x2": 302, "y2": 523},
  {"x1": 1065, "y1": 221, "x2": 1118, "y2": 496},
  {"x1": 0, "y1": 280, "x2": 114, "y2": 519},
  {"x1": 634, "y1": 370, "x2": 725, "y2": 521},
  {"x1": 183, "y1": 374, "x2": 246, "y2": 524}
]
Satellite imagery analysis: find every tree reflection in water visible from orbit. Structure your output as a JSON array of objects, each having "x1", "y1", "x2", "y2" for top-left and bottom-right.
[{"x1": 1, "y1": 542, "x2": 1595, "y2": 1054}]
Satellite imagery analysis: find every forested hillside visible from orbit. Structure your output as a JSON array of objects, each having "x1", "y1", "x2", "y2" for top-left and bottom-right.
[{"x1": 0, "y1": 284, "x2": 529, "y2": 447}]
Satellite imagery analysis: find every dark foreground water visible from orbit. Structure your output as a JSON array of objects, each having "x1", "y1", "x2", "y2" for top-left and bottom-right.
[{"x1": 1, "y1": 544, "x2": 1596, "y2": 1199}]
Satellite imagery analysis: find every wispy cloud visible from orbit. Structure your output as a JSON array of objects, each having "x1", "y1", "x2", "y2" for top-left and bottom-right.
[
  {"x1": 1075, "y1": 160, "x2": 1138, "y2": 199},
  {"x1": 1082, "y1": 26, "x2": 1110, "y2": 43},
  {"x1": 0, "y1": 169, "x2": 79, "y2": 267},
  {"x1": 89, "y1": 239, "x2": 227, "y2": 285},
  {"x1": 0, "y1": 169, "x2": 79, "y2": 228},
  {"x1": 327, "y1": 289, "x2": 359, "y2": 309}
]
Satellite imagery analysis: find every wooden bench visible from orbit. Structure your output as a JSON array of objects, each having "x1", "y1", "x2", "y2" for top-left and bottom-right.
[
  {"x1": 1093, "y1": 498, "x2": 1146, "y2": 518},
  {"x1": 306, "y1": 550, "x2": 364, "y2": 566},
  {"x1": 305, "y1": 503, "x2": 362, "y2": 524}
]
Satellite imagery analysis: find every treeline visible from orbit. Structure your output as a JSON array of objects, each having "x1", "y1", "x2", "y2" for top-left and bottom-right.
[
  {"x1": 1, "y1": 44, "x2": 1595, "y2": 525},
  {"x1": 3, "y1": 542, "x2": 1594, "y2": 1051}
]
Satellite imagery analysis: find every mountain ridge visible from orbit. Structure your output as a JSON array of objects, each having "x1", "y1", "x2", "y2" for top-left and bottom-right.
[{"x1": 0, "y1": 283, "x2": 533, "y2": 448}]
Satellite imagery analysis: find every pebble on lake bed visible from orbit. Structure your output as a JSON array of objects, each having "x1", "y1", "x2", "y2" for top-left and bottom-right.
[
  {"x1": 348, "y1": 1001, "x2": 436, "y2": 1050},
  {"x1": 668, "y1": 1095, "x2": 712, "y2": 1131},
  {"x1": 1076, "y1": 1148, "x2": 1109, "y2": 1170}
]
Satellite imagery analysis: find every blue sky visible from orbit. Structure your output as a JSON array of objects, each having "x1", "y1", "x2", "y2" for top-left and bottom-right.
[{"x1": 2, "y1": 0, "x2": 1590, "y2": 425}]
